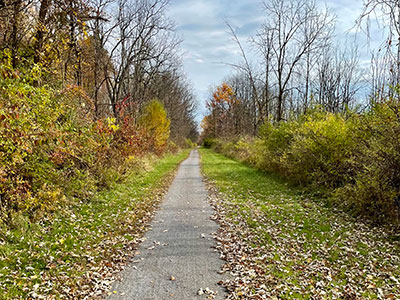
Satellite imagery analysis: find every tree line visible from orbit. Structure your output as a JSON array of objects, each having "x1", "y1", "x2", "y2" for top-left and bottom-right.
[
  {"x1": 0, "y1": 0, "x2": 198, "y2": 141},
  {"x1": 0, "y1": 0, "x2": 197, "y2": 223},
  {"x1": 202, "y1": 0, "x2": 400, "y2": 138},
  {"x1": 202, "y1": 0, "x2": 400, "y2": 226}
]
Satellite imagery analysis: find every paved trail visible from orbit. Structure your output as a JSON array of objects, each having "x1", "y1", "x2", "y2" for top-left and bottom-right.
[{"x1": 108, "y1": 150, "x2": 227, "y2": 300}]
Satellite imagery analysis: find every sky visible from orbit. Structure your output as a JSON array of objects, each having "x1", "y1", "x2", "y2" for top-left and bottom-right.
[{"x1": 166, "y1": 0, "x2": 382, "y2": 122}]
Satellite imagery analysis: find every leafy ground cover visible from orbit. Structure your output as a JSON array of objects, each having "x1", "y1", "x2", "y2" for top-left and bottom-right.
[
  {"x1": 0, "y1": 150, "x2": 190, "y2": 299},
  {"x1": 200, "y1": 149, "x2": 400, "y2": 299}
]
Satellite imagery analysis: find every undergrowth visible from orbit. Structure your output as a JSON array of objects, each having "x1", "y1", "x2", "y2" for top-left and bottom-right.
[
  {"x1": 205, "y1": 101, "x2": 400, "y2": 226},
  {"x1": 0, "y1": 150, "x2": 190, "y2": 299}
]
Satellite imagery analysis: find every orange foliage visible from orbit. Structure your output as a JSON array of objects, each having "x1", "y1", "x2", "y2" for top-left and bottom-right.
[
  {"x1": 202, "y1": 83, "x2": 240, "y2": 139},
  {"x1": 207, "y1": 82, "x2": 237, "y2": 110}
]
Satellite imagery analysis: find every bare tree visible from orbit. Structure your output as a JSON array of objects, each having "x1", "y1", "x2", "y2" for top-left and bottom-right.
[
  {"x1": 254, "y1": 26, "x2": 274, "y2": 122},
  {"x1": 314, "y1": 43, "x2": 363, "y2": 112},
  {"x1": 257, "y1": 0, "x2": 334, "y2": 121},
  {"x1": 357, "y1": 0, "x2": 400, "y2": 89},
  {"x1": 369, "y1": 50, "x2": 394, "y2": 103},
  {"x1": 86, "y1": 0, "x2": 119, "y2": 118},
  {"x1": 301, "y1": 9, "x2": 334, "y2": 113},
  {"x1": 33, "y1": 0, "x2": 51, "y2": 64},
  {"x1": 0, "y1": 0, "x2": 34, "y2": 67},
  {"x1": 101, "y1": 0, "x2": 179, "y2": 119},
  {"x1": 226, "y1": 22, "x2": 262, "y2": 134},
  {"x1": 226, "y1": 72, "x2": 262, "y2": 136}
]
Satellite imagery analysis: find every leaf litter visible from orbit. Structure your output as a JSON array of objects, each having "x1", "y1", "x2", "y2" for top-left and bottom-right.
[
  {"x1": 201, "y1": 155, "x2": 400, "y2": 300},
  {"x1": 0, "y1": 153, "x2": 187, "y2": 299}
]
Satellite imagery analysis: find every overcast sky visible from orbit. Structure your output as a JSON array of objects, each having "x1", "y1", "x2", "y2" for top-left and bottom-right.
[{"x1": 166, "y1": 0, "x2": 382, "y2": 121}]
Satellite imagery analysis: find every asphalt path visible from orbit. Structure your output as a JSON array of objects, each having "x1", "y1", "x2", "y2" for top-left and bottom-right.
[{"x1": 108, "y1": 150, "x2": 227, "y2": 300}]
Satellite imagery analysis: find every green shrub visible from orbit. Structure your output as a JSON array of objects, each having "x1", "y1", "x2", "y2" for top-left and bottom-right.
[
  {"x1": 184, "y1": 138, "x2": 197, "y2": 148},
  {"x1": 335, "y1": 100, "x2": 400, "y2": 223},
  {"x1": 233, "y1": 137, "x2": 254, "y2": 162},
  {"x1": 139, "y1": 99, "x2": 171, "y2": 153},
  {"x1": 167, "y1": 141, "x2": 179, "y2": 153},
  {"x1": 222, "y1": 110, "x2": 356, "y2": 191},
  {"x1": 285, "y1": 110, "x2": 356, "y2": 188},
  {"x1": 203, "y1": 137, "x2": 216, "y2": 148},
  {"x1": 0, "y1": 62, "x2": 103, "y2": 222},
  {"x1": 0, "y1": 60, "x2": 173, "y2": 224},
  {"x1": 208, "y1": 104, "x2": 400, "y2": 225},
  {"x1": 253, "y1": 119, "x2": 300, "y2": 176}
]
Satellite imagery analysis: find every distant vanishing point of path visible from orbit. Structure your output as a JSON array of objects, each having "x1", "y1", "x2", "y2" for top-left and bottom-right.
[{"x1": 108, "y1": 150, "x2": 227, "y2": 300}]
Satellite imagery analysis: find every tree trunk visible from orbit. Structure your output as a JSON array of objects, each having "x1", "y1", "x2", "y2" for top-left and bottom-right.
[
  {"x1": 34, "y1": 0, "x2": 51, "y2": 64},
  {"x1": 277, "y1": 90, "x2": 283, "y2": 122},
  {"x1": 304, "y1": 51, "x2": 310, "y2": 114},
  {"x1": 10, "y1": 0, "x2": 22, "y2": 67}
]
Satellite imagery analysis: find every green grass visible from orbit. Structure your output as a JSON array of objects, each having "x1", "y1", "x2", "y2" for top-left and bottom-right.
[
  {"x1": 0, "y1": 150, "x2": 190, "y2": 299},
  {"x1": 200, "y1": 148, "x2": 400, "y2": 299}
]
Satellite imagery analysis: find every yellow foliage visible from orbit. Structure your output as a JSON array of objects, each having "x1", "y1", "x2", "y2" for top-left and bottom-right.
[
  {"x1": 106, "y1": 117, "x2": 119, "y2": 131},
  {"x1": 139, "y1": 100, "x2": 171, "y2": 152}
]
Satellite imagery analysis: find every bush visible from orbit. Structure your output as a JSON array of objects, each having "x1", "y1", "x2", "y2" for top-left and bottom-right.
[
  {"x1": 255, "y1": 120, "x2": 300, "y2": 175},
  {"x1": 184, "y1": 138, "x2": 197, "y2": 148},
  {"x1": 285, "y1": 110, "x2": 356, "y2": 188},
  {"x1": 220, "y1": 110, "x2": 356, "y2": 191},
  {"x1": 208, "y1": 104, "x2": 400, "y2": 226},
  {"x1": 167, "y1": 141, "x2": 180, "y2": 153},
  {"x1": 139, "y1": 100, "x2": 171, "y2": 154},
  {"x1": 0, "y1": 60, "x2": 108, "y2": 222},
  {"x1": 203, "y1": 138, "x2": 216, "y2": 148},
  {"x1": 335, "y1": 100, "x2": 400, "y2": 223},
  {"x1": 0, "y1": 61, "x2": 176, "y2": 224}
]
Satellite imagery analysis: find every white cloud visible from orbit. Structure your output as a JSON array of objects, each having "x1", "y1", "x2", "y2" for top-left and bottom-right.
[{"x1": 167, "y1": 0, "x2": 385, "y2": 123}]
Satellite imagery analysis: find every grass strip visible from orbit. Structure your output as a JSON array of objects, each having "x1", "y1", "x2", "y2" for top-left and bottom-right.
[
  {"x1": 200, "y1": 148, "x2": 400, "y2": 299},
  {"x1": 0, "y1": 149, "x2": 190, "y2": 299}
]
